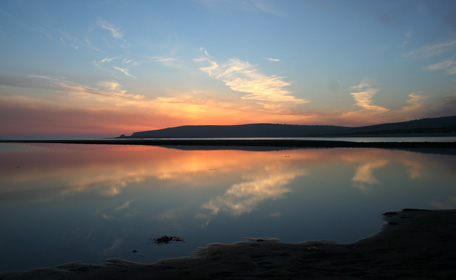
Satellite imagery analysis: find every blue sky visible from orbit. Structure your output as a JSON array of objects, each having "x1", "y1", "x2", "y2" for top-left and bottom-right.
[{"x1": 1, "y1": 0, "x2": 456, "y2": 137}]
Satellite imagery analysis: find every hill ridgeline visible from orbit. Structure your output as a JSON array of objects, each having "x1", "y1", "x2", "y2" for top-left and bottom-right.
[{"x1": 123, "y1": 116, "x2": 456, "y2": 138}]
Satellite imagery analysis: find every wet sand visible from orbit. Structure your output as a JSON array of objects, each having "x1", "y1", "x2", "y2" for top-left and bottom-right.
[{"x1": 2, "y1": 208, "x2": 456, "y2": 279}]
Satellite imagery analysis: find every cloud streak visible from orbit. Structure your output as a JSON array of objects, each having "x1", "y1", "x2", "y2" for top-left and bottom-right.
[
  {"x1": 31, "y1": 75, "x2": 142, "y2": 99},
  {"x1": 425, "y1": 57, "x2": 456, "y2": 75},
  {"x1": 402, "y1": 40, "x2": 456, "y2": 57},
  {"x1": 403, "y1": 92, "x2": 425, "y2": 112},
  {"x1": 202, "y1": 0, "x2": 284, "y2": 16},
  {"x1": 101, "y1": 56, "x2": 119, "y2": 63},
  {"x1": 113, "y1": 66, "x2": 135, "y2": 78},
  {"x1": 96, "y1": 18, "x2": 123, "y2": 39},
  {"x1": 150, "y1": 56, "x2": 178, "y2": 67},
  {"x1": 349, "y1": 80, "x2": 389, "y2": 112},
  {"x1": 195, "y1": 49, "x2": 307, "y2": 105}
]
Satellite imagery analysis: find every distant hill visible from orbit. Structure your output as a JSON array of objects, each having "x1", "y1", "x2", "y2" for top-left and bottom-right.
[{"x1": 125, "y1": 116, "x2": 456, "y2": 138}]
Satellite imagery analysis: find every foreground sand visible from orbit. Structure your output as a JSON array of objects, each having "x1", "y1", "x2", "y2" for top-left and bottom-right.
[{"x1": 2, "y1": 209, "x2": 456, "y2": 279}]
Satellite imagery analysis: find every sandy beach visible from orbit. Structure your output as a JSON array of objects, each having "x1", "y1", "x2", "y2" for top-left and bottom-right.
[{"x1": 1, "y1": 208, "x2": 455, "y2": 279}]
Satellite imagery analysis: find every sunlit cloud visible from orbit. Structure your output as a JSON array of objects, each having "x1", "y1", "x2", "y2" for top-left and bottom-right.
[
  {"x1": 101, "y1": 56, "x2": 119, "y2": 63},
  {"x1": 30, "y1": 75, "x2": 143, "y2": 99},
  {"x1": 266, "y1": 57, "x2": 280, "y2": 62},
  {"x1": 195, "y1": 49, "x2": 307, "y2": 105},
  {"x1": 402, "y1": 40, "x2": 456, "y2": 57},
  {"x1": 403, "y1": 92, "x2": 425, "y2": 112},
  {"x1": 425, "y1": 57, "x2": 456, "y2": 75},
  {"x1": 97, "y1": 80, "x2": 121, "y2": 91},
  {"x1": 342, "y1": 89, "x2": 427, "y2": 125},
  {"x1": 96, "y1": 18, "x2": 123, "y2": 39},
  {"x1": 349, "y1": 80, "x2": 389, "y2": 113},
  {"x1": 0, "y1": 88, "x2": 307, "y2": 137},
  {"x1": 113, "y1": 66, "x2": 135, "y2": 78}
]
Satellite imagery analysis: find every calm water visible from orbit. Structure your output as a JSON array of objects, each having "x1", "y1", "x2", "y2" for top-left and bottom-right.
[{"x1": 1, "y1": 143, "x2": 455, "y2": 272}]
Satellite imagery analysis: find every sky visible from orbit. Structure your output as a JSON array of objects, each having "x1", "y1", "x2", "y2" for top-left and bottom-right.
[{"x1": 1, "y1": 0, "x2": 456, "y2": 138}]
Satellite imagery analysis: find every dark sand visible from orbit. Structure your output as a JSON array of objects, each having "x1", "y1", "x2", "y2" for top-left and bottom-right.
[{"x1": 2, "y1": 208, "x2": 456, "y2": 279}]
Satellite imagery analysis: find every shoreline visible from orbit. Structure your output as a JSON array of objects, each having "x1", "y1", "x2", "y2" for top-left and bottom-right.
[
  {"x1": 1, "y1": 139, "x2": 456, "y2": 149},
  {"x1": 2, "y1": 208, "x2": 456, "y2": 279}
]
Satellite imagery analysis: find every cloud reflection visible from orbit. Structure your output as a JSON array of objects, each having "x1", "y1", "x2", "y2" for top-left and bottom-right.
[
  {"x1": 352, "y1": 160, "x2": 389, "y2": 192},
  {"x1": 428, "y1": 196, "x2": 456, "y2": 210},
  {"x1": 197, "y1": 165, "x2": 307, "y2": 223},
  {"x1": 341, "y1": 149, "x2": 424, "y2": 193},
  {"x1": 1, "y1": 145, "x2": 454, "y2": 226}
]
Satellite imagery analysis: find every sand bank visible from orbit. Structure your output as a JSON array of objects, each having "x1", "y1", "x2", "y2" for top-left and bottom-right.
[
  {"x1": 1, "y1": 208, "x2": 455, "y2": 279},
  {"x1": 1, "y1": 138, "x2": 456, "y2": 149}
]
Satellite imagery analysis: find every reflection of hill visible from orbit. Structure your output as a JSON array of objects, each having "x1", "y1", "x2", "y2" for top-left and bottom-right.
[
  {"x1": 2, "y1": 139, "x2": 456, "y2": 155},
  {"x1": 161, "y1": 146, "x2": 456, "y2": 156},
  {"x1": 129, "y1": 116, "x2": 456, "y2": 138}
]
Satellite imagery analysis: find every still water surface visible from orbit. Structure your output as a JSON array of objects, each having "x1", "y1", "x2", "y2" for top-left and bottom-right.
[{"x1": 0, "y1": 143, "x2": 455, "y2": 272}]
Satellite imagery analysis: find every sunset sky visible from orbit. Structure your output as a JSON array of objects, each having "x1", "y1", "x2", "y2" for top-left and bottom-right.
[{"x1": 1, "y1": 0, "x2": 456, "y2": 138}]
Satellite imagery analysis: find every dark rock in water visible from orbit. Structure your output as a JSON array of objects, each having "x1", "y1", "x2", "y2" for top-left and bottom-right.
[{"x1": 151, "y1": 235, "x2": 185, "y2": 244}]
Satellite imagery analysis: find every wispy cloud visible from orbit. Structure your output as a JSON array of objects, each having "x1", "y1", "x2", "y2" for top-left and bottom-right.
[
  {"x1": 424, "y1": 57, "x2": 456, "y2": 75},
  {"x1": 96, "y1": 18, "x2": 123, "y2": 39},
  {"x1": 201, "y1": 0, "x2": 284, "y2": 16},
  {"x1": 400, "y1": 31, "x2": 412, "y2": 48},
  {"x1": 94, "y1": 56, "x2": 137, "y2": 68},
  {"x1": 150, "y1": 56, "x2": 178, "y2": 67},
  {"x1": 31, "y1": 75, "x2": 142, "y2": 99},
  {"x1": 403, "y1": 92, "x2": 425, "y2": 112},
  {"x1": 266, "y1": 57, "x2": 280, "y2": 62},
  {"x1": 113, "y1": 66, "x2": 135, "y2": 78},
  {"x1": 402, "y1": 40, "x2": 456, "y2": 57},
  {"x1": 101, "y1": 56, "x2": 119, "y2": 63},
  {"x1": 195, "y1": 49, "x2": 307, "y2": 104},
  {"x1": 349, "y1": 79, "x2": 389, "y2": 112},
  {"x1": 57, "y1": 29, "x2": 100, "y2": 51}
]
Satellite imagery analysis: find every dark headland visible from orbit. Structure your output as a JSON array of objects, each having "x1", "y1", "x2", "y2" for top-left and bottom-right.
[
  {"x1": 2, "y1": 116, "x2": 455, "y2": 150},
  {"x1": 124, "y1": 115, "x2": 456, "y2": 138}
]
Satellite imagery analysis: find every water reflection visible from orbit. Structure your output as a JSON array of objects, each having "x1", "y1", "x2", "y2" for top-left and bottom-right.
[
  {"x1": 352, "y1": 159, "x2": 389, "y2": 191},
  {"x1": 0, "y1": 144, "x2": 455, "y2": 272},
  {"x1": 429, "y1": 196, "x2": 456, "y2": 210},
  {"x1": 198, "y1": 163, "x2": 307, "y2": 224}
]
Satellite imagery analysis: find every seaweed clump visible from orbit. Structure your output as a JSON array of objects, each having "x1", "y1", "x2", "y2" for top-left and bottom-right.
[{"x1": 151, "y1": 235, "x2": 185, "y2": 244}]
